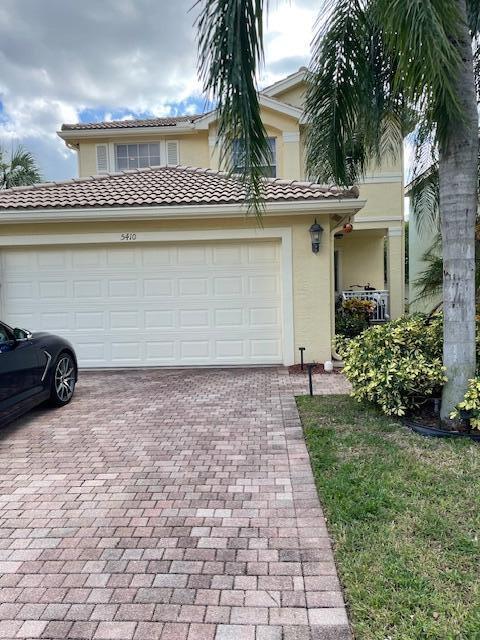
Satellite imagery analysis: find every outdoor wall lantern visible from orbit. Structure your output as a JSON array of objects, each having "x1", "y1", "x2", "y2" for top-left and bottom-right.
[{"x1": 309, "y1": 219, "x2": 324, "y2": 254}]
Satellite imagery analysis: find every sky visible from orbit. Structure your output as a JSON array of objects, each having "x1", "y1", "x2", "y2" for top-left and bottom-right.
[{"x1": 0, "y1": 0, "x2": 320, "y2": 182}]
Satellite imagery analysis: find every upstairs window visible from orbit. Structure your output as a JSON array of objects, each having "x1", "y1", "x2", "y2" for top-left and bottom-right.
[
  {"x1": 232, "y1": 137, "x2": 276, "y2": 178},
  {"x1": 115, "y1": 143, "x2": 161, "y2": 170}
]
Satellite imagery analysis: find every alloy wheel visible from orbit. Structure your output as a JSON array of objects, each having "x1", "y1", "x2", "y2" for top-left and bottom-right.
[{"x1": 54, "y1": 355, "x2": 75, "y2": 402}]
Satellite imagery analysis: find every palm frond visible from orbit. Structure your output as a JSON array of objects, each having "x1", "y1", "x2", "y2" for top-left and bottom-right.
[
  {"x1": 304, "y1": 0, "x2": 404, "y2": 186},
  {"x1": 374, "y1": 0, "x2": 464, "y2": 146},
  {"x1": 196, "y1": 0, "x2": 270, "y2": 218},
  {"x1": 0, "y1": 145, "x2": 42, "y2": 189},
  {"x1": 410, "y1": 167, "x2": 440, "y2": 235},
  {"x1": 305, "y1": 0, "x2": 369, "y2": 185},
  {"x1": 412, "y1": 237, "x2": 443, "y2": 303},
  {"x1": 467, "y1": 0, "x2": 480, "y2": 35}
]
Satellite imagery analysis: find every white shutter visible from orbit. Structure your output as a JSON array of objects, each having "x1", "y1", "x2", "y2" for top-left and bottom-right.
[
  {"x1": 95, "y1": 144, "x2": 109, "y2": 174},
  {"x1": 166, "y1": 140, "x2": 179, "y2": 166}
]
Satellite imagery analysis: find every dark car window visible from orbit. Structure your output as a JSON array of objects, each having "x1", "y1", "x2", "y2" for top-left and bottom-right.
[
  {"x1": 0, "y1": 324, "x2": 15, "y2": 353},
  {"x1": 0, "y1": 325, "x2": 11, "y2": 344}
]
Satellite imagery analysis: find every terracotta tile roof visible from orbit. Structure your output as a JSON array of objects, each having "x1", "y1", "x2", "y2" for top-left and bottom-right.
[
  {"x1": 0, "y1": 165, "x2": 359, "y2": 211},
  {"x1": 61, "y1": 115, "x2": 202, "y2": 131}
]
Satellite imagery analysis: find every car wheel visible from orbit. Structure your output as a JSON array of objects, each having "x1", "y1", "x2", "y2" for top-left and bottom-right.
[{"x1": 50, "y1": 352, "x2": 76, "y2": 406}]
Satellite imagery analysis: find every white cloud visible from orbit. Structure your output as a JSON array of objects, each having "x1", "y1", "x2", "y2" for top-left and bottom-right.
[
  {"x1": 0, "y1": 0, "x2": 316, "y2": 181},
  {"x1": 261, "y1": 3, "x2": 318, "y2": 86}
]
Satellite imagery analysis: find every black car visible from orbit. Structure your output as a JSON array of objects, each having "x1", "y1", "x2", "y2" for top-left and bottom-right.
[{"x1": 0, "y1": 321, "x2": 78, "y2": 426}]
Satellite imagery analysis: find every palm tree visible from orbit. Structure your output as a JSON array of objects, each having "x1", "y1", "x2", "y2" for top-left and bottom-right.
[
  {"x1": 197, "y1": 0, "x2": 479, "y2": 423},
  {"x1": 0, "y1": 145, "x2": 42, "y2": 189}
]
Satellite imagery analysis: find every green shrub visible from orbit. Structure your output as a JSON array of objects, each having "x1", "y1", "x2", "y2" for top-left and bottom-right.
[
  {"x1": 335, "y1": 311, "x2": 370, "y2": 338},
  {"x1": 337, "y1": 314, "x2": 447, "y2": 416},
  {"x1": 450, "y1": 378, "x2": 480, "y2": 430},
  {"x1": 335, "y1": 296, "x2": 375, "y2": 338}
]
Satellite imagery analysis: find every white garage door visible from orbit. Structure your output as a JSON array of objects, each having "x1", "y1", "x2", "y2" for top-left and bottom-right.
[{"x1": 1, "y1": 241, "x2": 283, "y2": 367}]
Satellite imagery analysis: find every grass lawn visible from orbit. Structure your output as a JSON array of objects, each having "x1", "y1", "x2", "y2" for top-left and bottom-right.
[{"x1": 297, "y1": 395, "x2": 480, "y2": 640}]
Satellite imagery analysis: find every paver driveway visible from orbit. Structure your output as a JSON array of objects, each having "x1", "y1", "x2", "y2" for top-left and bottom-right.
[{"x1": 0, "y1": 368, "x2": 351, "y2": 640}]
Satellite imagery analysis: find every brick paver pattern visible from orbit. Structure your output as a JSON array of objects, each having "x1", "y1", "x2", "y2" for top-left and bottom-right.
[{"x1": 0, "y1": 368, "x2": 351, "y2": 640}]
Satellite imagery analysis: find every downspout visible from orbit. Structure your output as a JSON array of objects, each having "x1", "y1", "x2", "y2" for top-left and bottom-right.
[{"x1": 330, "y1": 213, "x2": 354, "y2": 363}]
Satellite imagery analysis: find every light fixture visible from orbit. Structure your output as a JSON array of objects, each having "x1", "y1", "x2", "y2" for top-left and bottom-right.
[{"x1": 309, "y1": 219, "x2": 324, "y2": 254}]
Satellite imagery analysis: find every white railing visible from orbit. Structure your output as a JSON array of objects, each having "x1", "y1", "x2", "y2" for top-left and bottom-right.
[{"x1": 342, "y1": 289, "x2": 390, "y2": 322}]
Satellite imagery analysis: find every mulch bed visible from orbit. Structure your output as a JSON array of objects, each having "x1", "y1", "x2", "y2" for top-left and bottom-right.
[
  {"x1": 405, "y1": 399, "x2": 480, "y2": 440},
  {"x1": 407, "y1": 402, "x2": 442, "y2": 428},
  {"x1": 288, "y1": 363, "x2": 343, "y2": 375}
]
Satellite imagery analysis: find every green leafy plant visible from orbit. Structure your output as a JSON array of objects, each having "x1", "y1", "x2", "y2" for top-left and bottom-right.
[
  {"x1": 0, "y1": 145, "x2": 41, "y2": 189},
  {"x1": 335, "y1": 296, "x2": 376, "y2": 339},
  {"x1": 337, "y1": 314, "x2": 447, "y2": 416},
  {"x1": 335, "y1": 312, "x2": 370, "y2": 339},
  {"x1": 342, "y1": 298, "x2": 376, "y2": 315},
  {"x1": 450, "y1": 378, "x2": 480, "y2": 430}
]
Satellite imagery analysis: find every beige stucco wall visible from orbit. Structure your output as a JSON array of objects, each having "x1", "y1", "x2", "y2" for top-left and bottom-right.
[
  {"x1": 336, "y1": 231, "x2": 386, "y2": 291},
  {"x1": 272, "y1": 85, "x2": 306, "y2": 109},
  {"x1": 0, "y1": 211, "x2": 335, "y2": 364}
]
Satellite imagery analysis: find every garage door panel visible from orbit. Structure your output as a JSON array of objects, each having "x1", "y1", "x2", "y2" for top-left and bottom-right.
[
  {"x1": 178, "y1": 245, "x2": 208, "y2": 264},
  {"x1": 145, "y1": 310, "x2": 175, "y2": 329},
  {"x1": 75, "y1": 312, "x2": 104, "y2": 330},
  {"x1": 40, "y1": 312, "x2": 69, "y2": 331},
  {"x1": 141, "y1": 246, "x2": 173, "y2": 266},
  {"x1": 215, "y1": 340, "x2": 244, "y2": 358},
  {"x1": 76, "y1": 342, "x2": 106, "y2": 362},
  {"x1": 248, "y1": 242, "x2": 279, "y2": 263},
  {"x1": 179, "y1": 278, "x2": 208, "y2": 296},
  {"x1": 249, "y1": 275, "x2": 279, "y2": 295},
  {"x1": 213, "y1": 244, "x2": 242, "y2": 265},
  {"x1": 110, "y1": 311, "x2": 140, "y2": 330},
  {"x1": 1, "y1": 241, "x2": 283, "y2": 367},
  {"x1": 39, "y1": 281, "x2": 68, "y2": 299},
  {"x1": 214, "y1": 308, "x2": 243, "y2": 327},
  {"x1": 5, "y1": 281, "x2": 34, "y2": 300},
  {"x1": 111, "y1": 342, "x2": 141, "y2": 361},
  {"x1": 107, "y1": 247, "x2": 136, "y2": 266},
  {"x1": 38, "y1": 250, "x2": 68, "y2": 268},
  {"x1": 251, "y1": 339, "x2": 281, "y2": 357},
  {"x1": 73, "y1": 280, "x2": 102, "y2": 298},
  {"x1": 72, "y1": 248, "x2": 105, "y2": 267},
  {"x1": 180, "y1": 340, "x2": 210, "y2": 359},
  {"x1": 214, "y1": 277, "x2": 243, "y2": 296},
  {"x1": 143, "y1": 279, "x2": 173, "y2": 297},
  {"x1": 108, "y1": 280, "x2": 138, "y2": 297},
  {"x1": 145, "y1": 341, "x2": 176, "y2": 360}
]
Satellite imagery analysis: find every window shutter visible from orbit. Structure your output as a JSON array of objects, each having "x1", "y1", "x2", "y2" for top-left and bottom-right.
[
  {"x1": 166, "y1": 140, "x2": 179, "y2": 166},
  {"x1": 95, "y1": 144, "x2": 109, "y2": 174}
]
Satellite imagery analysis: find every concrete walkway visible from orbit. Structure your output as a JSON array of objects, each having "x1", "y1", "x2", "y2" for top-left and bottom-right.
[{"x1": 0, "y1": 368, "x2": 351, "y2": 640}]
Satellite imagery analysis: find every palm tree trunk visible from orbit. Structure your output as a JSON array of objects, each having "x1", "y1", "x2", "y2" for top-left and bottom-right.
[{"x1": 439, "y1": 0, "x2": 478, "y2": 421}]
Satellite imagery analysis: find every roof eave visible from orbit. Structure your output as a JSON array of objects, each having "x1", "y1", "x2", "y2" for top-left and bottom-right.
[
  {"x1": 0, "y1": 198, "x2": 366, "y2": 224},
  {"x1": 262, "y1": 69, "x2": 308, "y2": 97},
  {"x1": 194, "y1": 95, "x2": 303, "y2": 130},
  {"x1": 57, "y1": 123, "x2": 197, "y2": 141}
]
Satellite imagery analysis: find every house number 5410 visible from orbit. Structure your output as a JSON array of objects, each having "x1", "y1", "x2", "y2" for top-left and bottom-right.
[{"x1": 120, "y1": 233, "x2": 137, "y2": 241}]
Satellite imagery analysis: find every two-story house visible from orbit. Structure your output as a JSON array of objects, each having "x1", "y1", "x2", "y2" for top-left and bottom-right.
[{"x1": 0, "y1": 69, "x2": 404, "y2": 369}]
